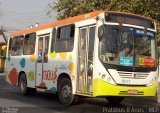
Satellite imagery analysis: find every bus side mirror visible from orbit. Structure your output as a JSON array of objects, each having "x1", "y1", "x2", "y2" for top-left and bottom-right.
[{"x1": 98, "y1": 25, "x2": 104, "y2": 41}]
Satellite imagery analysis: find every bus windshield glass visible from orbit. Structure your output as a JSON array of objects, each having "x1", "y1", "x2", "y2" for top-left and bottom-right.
[{"x1": 99, "y1": 25, "x2": 157, "y2": 68}]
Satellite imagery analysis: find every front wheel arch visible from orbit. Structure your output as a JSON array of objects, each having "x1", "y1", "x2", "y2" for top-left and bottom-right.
[{"x1": 57, "y1": 73, "x2": 71, "y2": 87}]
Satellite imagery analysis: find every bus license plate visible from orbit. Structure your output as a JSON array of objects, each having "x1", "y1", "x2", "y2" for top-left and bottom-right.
[{"x1": 128, "y1": 90, "x2": 138, "y2": 94}]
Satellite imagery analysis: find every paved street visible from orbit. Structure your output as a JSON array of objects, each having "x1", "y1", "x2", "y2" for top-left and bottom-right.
[{"x1": 0, "y1": 75, "x2": 160, "y2": 113}]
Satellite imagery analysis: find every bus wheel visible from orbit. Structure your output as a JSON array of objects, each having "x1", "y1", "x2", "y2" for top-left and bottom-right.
[
  {"x1": 19, "y1": 73, "x2": 29, "y2": 95},
  {"x1": 58, "y1": 78, "x2": 75, "y2": 105},
  {"x1": 106, "y1": 96, "x2": 124, "y2": 104}
]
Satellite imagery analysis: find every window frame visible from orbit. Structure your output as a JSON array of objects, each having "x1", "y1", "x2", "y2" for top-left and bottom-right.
[
  {"x1": 9, "y1": 35, "x2": 24, "y2": 56},
  {"x1": 51, "y1": 28, "x2": 56, "y2": 52},
  {"x1": 23, "y1": 32, "x2": 36, "y2": 55},
  {"x1": 8, "y1": 38, "x2": 12, "y2": 55},
  {"x1": 55, "y1": 24, "x2": 75, "y2": 52}
]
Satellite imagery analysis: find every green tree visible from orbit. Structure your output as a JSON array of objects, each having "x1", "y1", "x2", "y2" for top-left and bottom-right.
[
  {"x1": 48, "y1": 0, "x2": 160, "y2": 35},
  {"x1": 48, "y1": 0, "x2": 109, "y2": 20},
  {"x1": 49, "y1": 0, "x2": 160, "y2": 22}
]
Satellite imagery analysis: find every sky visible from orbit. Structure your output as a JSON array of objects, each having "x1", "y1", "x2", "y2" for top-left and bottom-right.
[{"x1": 0, "y1": 0, "x2": 56, "y2": 35}]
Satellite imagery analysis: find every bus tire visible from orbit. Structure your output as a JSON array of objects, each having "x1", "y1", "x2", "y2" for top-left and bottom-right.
[
  {"x1": 106, "y1": 96, "x2": 124, "y2": 104},
  {"x1": 58, "y1": 78, "x2": 76, "y2": 105},
  {"x1": 19, "y1": 73, "x2": 30, "y2": 95}
]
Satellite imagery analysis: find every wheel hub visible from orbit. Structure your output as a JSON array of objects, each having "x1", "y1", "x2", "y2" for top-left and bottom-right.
[{"x1": 62, "y1": 85, "x2": 71, "y2": 98}]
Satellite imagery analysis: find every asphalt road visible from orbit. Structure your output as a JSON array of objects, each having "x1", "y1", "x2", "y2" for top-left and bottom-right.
[{"x1": 0, "y1": 75, "x2": 160, "y2": 113}]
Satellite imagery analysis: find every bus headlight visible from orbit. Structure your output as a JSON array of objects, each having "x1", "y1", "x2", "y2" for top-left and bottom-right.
[
  {"x1": 107, "y1": 77, "x2": 111, "y2": 83},
  {"x1": 148, "y1": 79, "x2": 154, "y2": 86},
  {"x1": 148, "y1": 77, "x2": 157, "y2": 86},
  {"x1": 107, "y1": 76, "x2": 115, "y2": 85},
  {"x1": 101, "y1": 74, "x2": 115, "y2": 85},
  {"x1": 101, "y1": 74, "x2": 106, "y2": 79}
]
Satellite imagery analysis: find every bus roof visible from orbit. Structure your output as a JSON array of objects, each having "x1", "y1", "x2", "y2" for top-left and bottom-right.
[{"x1": 10, "y1": 10, "x2": 154, "y2": 37}]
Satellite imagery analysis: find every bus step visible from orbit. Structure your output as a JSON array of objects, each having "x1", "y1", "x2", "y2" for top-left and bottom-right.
[
  {"x1": 36, "y1": 88, "x2": 46, "y2": 92},
  {"x1": 75, "y1": 92, "x2": 93, "y2": 97}
]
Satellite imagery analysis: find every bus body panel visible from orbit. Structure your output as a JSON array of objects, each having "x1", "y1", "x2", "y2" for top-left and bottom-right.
[
  {"x1": 108, "y1": 69, "x2": 158, "y2": 85},
  {"x1": 93, "y1": 78, "x2": 158, "y2": 97},
  {"x1": 5, "y1": 55, "x2": 36, "y2": 88}
]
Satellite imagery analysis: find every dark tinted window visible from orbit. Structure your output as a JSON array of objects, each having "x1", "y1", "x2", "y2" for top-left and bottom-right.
[
  {"x1": 9, "y1": 35, "x2": 23, "y2": 56},
  {"x1": 105, "y1": 13, "x2": 155, "y2": 29},
  {"x1": 51, "y1": 28, "x2": 56, "y2": 52},
  {"x1": 23, "y1": 33, "x2": 36, "y2": 55},
  {"x1": 55, "y1": 25, "x2": 75, "y2": 52}
]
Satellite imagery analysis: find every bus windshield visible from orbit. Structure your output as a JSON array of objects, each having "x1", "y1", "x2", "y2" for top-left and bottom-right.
[{"x1": 99, "y1": 25, "x2": 157, "y2": 68}]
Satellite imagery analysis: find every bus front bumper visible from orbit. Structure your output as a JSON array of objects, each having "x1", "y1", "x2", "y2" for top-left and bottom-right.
[{"x1": 93, "y1": 78, "x2": 158, "y2": 97}]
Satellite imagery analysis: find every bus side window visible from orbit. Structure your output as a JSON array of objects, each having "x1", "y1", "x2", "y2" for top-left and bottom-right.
[
  {"x1": 23, "y1": 33, "x2": 36, "y2": 55},
  {"x1": 10, "y1": 36, "x2": 23, "y2": 56},
  {"x1": 70, "y1": 25, "x2": 75, "y2": 38},
  {"x1": 44, "y1": 36, "x2": 50, "y2": 62},
  {"x1": 55, "y1": 24, "x2": 75, "y2": 52},
  {"x1": 8, "y1": 38, "x2": 13, "y2": 55},
  {"x1": 51, "y1": 28, "x2": 56, "y2": 52}
]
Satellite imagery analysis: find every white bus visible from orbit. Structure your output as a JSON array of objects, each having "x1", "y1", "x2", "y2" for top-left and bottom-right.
[{"x1": 5, "y1": 10, "x2": 159, "y2": 105}]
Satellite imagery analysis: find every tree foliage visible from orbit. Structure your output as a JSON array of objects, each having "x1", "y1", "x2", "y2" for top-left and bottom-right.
[
  {"x1": 48, "y1": 0, "x2": 160, "y2": 35},
  {"x1": 49, "y1": 0, "x2": 160, "y2": 22}
]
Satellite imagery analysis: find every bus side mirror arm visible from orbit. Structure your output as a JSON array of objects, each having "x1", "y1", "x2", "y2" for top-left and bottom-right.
[
  {"x1": 98, "y1": 25, "x2": 105, "y2": 41},
  {"x1": 96, "y1": 16, "x2": 105, "y2": 41}
]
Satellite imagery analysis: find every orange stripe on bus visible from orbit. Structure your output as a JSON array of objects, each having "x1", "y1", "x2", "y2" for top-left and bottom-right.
[
  {"x1": 10, "y1": 10, "x2": 154, "y2": 37},
  {"x1": 10, "y1": 10, "x2": 103, "y2": 37}
]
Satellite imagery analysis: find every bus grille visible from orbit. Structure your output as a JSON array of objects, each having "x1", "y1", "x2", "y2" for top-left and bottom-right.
[{"x1": 118, "y1": 71, "x2": 149, "y2": 79}]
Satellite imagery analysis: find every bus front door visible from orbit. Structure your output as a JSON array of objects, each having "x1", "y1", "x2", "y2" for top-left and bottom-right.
[
  {"x1": 36, "y1": 35, "x2": 50, "y2": 88},
  {"x1": 77, "y1": 26, "x2": 96, "y2": 94}
]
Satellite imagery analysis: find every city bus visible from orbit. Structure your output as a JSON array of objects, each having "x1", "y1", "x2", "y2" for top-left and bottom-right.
[{"x1": 5, "y1": 10, "x2": 159, "y2": 105}]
